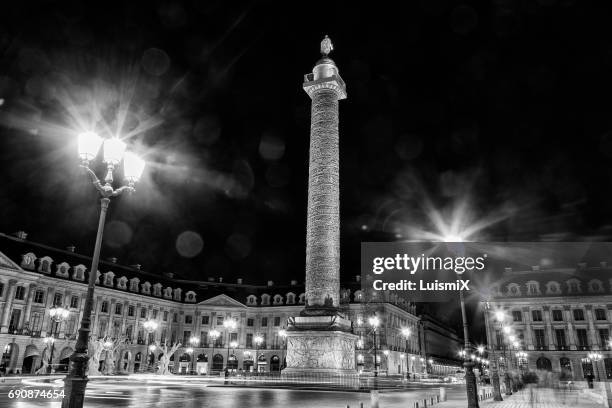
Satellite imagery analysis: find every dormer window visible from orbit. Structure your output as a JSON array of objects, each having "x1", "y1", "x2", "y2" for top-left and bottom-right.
[
  {"x1": 286, "y1": 292, "x2": 296, "y2": 305},
  {"x1": 129, "y1": 278, "x2": 140, "y2": 292},
  {"x1": 117, "y1": 277, "x2": 128, "y2": 290},
  {"x1": 141, "y1": 282, "x2": 151, "y2": 295},
  {"x1": 21, "y1": 252, "x2": 36, "y2": 270},
  {"x1": 153, "y1": 283, "x2": 162, "y2": 297},
  {"x1": 526, "y1": 281, "x2": 540, "y2": 296},
  {"x1": 588, "y1": 279, "x2": 604, "y2": 293},
  {"x1": 55, "y1": 262, "x2": 70, "y2": 278},
  {"x1": 261, "y1": 294, "x2": 270, "y2": 305},
  {"x1": 546, "y1": 281, "x2": 560, "y2": 295},
  {"x1": 247, "y1": 295, "x2": 257, "y2": 305},
  {"x1": 164, "y1": 287, "x2": 173, "y2": 299},
  {"x1": 299, "y1": 293, "x2": 305, "y2": 304},
  {"x1": 173, "y1": 288, "x2": 182, "y2": 301},
  {"x1": 567, "y1": 279, "x2": 581, "y2": 294},
  {"x1": 103, "y1": 272, "x2": 115, "y2": 287},
  {"x1": 273, "y1": 294, "x2": 283, "y2": 305},
  {"x1": 185, "y1": 291, "x2": 196, "y2": 303},
  {"x1": 507, "y1": 283, "x2": 521, "y2": 296},
  {"x1": 38, "y1": 256, "x2": 53, "y2": 274}
]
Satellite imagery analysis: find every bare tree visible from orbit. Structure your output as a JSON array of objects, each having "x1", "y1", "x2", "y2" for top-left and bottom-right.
[
  {"x1": 35, "y1": 346, "x2": 50, "y2": 375},
  {"x1": 102, "y1": 337, "x2": 127, "y2": 375},
  {"x1": 86, "y1": 337, "x2": 105, "y2": 376},
  {"x1": 156, "y1": 341, "x2": 181, "y2": 375}
]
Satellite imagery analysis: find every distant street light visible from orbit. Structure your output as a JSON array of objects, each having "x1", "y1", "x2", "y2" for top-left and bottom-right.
[
  {"x1": 254, "y1": 335, "x2": 264, "y2": 374},
  {"x1": 189, "y1": 336, "x2": 199, "y2": 374},
  {"x1": 209, "y1": 329, "x2": 220, "y2": 373},
  {"x1": 143, "y1": 319, "x2": 159, "y2": 370},
  {"x1": 48, "y1": 306, "x2": 69, "y2": 373},
  {"x1": 63, "y1": 132, "x2": 145, "y2": 408},
  {"x1": 369, "y1": 316, "x2": 380, "y2": 377}
]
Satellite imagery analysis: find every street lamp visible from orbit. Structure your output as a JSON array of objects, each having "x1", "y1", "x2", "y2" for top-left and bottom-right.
[
  {"x1": 189, "y1": 336, "x2": 199, "y2": 374},
  {"x1": 223, "y1": 319, "x2": 238, "y2": 371},
  {"x1": 588, "y1": 352, "x2": 603, "y2": 381},
  {"x1": 278, "y1": 329, "x2": 287, "y2": 369},
  {"x1": 43, "y1": 336, "x2": 55, "y2": 373},
  {"x1": 63, "y1": 133, "x2": 145, "y2": 408},
  {"x1": 254, "y1": 335, "x2": 263, "y2": 374},
  {"x1": 143, "y1": 319, "x2": 158, "y2": 371},
  {"x1": 459, "y1": 286, "x2": 479, "y2": 408},
  {"x1": 48, "y1": 306, "x2": 69, "y2": 373},
  {"x1": 186, "y1": 347, "x2": 194, "y2": 375},
  {"x1": 369, "y1": 316, "x2": 380, "y2": 377},
  {"x1": 102, "y1": 340, "x2": 113, "y2": 374},
  {"x1": 209, "y1": 329, "x2": 220, "y2": 373},
  {"x1": 401, "y1": 327, "x2": 411, "y2": 380}
]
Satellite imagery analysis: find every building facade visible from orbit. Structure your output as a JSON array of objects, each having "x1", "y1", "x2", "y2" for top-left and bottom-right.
[
  {"x1": 482, "y1": 265, "x2": 612, "y2": 381},
  {"x1": 0, "y1": 232, "x2": 460, "y2": 376}
]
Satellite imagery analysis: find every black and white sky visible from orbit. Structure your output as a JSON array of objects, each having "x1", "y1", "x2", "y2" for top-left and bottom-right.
[{"x1": 1, "y1": 0, "x2": 612, "y2": 293}]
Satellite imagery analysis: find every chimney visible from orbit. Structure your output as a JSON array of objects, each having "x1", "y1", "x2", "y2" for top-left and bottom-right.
[
  {"x1": 355, "y1": 275, "x2": 361, "y2": 282},
  {"x1": 531, "y1": 265, "x2": 540, "y2": 271},
  {"x1": 131, "y1": 264, "x2": 142, "y2": 270},
  {"x1": 14, "y1": 231, "x2": 27, "y2": 240},
  {"x1": 109, "y1": 257, "x2": 118, "y2": 264},
  {"x1": 237, "y1": 278, "x2": 243, "y2": 284},
  {"x1": 218, "y1": 277, "x2": 223, "y2": 283},
  {"x1": 267, "y1": 280, "x2": 274, "y2": 286},
  {"x1": 290, "y1": 280, "x2": 297, "y2": 286},
  {"x1": 66, "y1": 245, "x2": 76, "y2": 253}
]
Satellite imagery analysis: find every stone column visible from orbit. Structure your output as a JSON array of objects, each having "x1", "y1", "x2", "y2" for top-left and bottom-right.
[
  {"x1": 543, "y1": 306, "x2": 555, "y2": 349},
  {"x1": 564, "y1": 306, "x2": 576, "y2": 350},
  {"x1": 0, "y1": 279, "x2": 18, "y2": 333},
  {"x1": 285, "y1": 36, "x2": 356, "y2": 377},
  {"x1": 585, "y1": 305, "x2": 599, "y2": 349},
  {"x1": 23, "y1": 283, "x2": 36, "y2": 329}
]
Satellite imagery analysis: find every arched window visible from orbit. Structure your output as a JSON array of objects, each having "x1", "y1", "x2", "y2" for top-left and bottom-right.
[
  {"x1": 560, "y1": 357, "x2": 572, "y2": 377},
  {"x1": 261, "y1": 294, "x2": 270, "y2": 305},
  {"x1": 197, "y1": 353, "x2": 208, "y2": 362},
  {"x1": 581, "y1": 358, "x2": 594, "y2": 377},
  {"x1": 286, "y1": 293, "x2": 295, "y2": 305},
  {"x1": 247, "y1": 295, "x2": 257, "y2": 305},
  {"x1": 179, "y1": 353, "x2": 191, "y2": 362},
  {"x1": 270, "y1": 355, "x2": 280, "y2": 372},
  {"x1": 212, "y1": 354, "x2": 224, "y2": 371},
  {"x1": 536, "y1": 357, "x2": 552, "y2": 371}
]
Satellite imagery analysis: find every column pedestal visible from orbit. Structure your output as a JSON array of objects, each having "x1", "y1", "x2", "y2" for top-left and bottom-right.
[{"x1": 283, "y1": 316, "x2": 357, "y2": 377}]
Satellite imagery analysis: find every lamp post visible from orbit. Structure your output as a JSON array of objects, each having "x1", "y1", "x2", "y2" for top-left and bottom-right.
[
  {"x1": 254, "y1": 335, "x2": 263, "y2": 374},
  {"x1": 400, "y1": 354, "x2": 405, "y2": 379},
  {"x1": 401, "y1": 327, "x2": 411, "y2": 380},
  {"x1": 501, "y1": 325, "x2": 512, "y2": 395},
  {"x1": 185, "y1": 347, "x2": 193, "y2": 375},
  {"x1": 459, "y1": 288, "x2": 479, "y2": 408},
  {"x1": 487, "y1": 310, "x2": 504, "y2": 401},
  {"x1": 189, "y1": 336, "x2": 199, "y2": 374},
  {"x1": 143, "y1": 319, "x2": 158, "y2": 371},
  {"x1": 48, "y1": 306, "x2": 69, "y2": 373},
  {"x1": 43, "y1": 336, "x2": 55, "y2": 373},
  {"x1": 588, "y1": 352, "x2": 603, "y2": 381},
  {"x1": 223, "y1": 319, "x2": 238, "y2": 371},
  {"x1": 278, "y1": 329, "x2": 287, "y2": 369},
  {"x1": 102, "y1": 340, "x2": 113, "y2": 375},
  {"x1": 63, "y1": 132, "x2": 145, "y2": 408},
  {"x1": 209, "y1": 329, "x2": 220, "y2": 373},
  {"x1": 516, "y1": 351, "x2": 527, "y2": 374},
  {"x1": 369, "y1": 316, "x2": 380, "y2": 377}
]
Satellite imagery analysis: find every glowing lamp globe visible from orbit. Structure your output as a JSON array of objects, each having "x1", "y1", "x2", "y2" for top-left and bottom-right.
[
  {"x1": 368, "y1": 316, "x2": 380, "y2": 328},
  {"x1": 230, "y1": 341, "x2": 238, "y2": 348},
  {"x1": 186, "y1": 347, "x2": 194, "y2": 354},
  {"x1": 103, "y1": 137, "x2": 127, "y2": 165},
  {"x1": 78, "y1": 131, "x2": 103, "y2": 161},
  {"x1": 278, "y1": 329, "x2": 287, "y2": 338},
  {"x1": 123, "y1": 151, "x2": 146, "y2": 183},
  {"x1": 401, "y1": 328, "x2": 411, "y2": 337}
]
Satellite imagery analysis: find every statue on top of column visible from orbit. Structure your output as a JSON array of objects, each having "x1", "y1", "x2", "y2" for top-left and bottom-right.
[{"x1": 320, "y1": 35, "x2": 333, "y2": 56}]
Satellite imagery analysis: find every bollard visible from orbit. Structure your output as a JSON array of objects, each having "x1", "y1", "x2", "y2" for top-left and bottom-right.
[
  {"x1": 370, "y1": 390, "x2": 379, "y2": 408},
  {"x1": 423, "y1": 398, "x2": 427, "y2": 407},
  {"x1": 439, "y1": 387, "x2": 447, "y2": 402},
  {"x1": 361, "y1": 403, "x2": 363, "y2": 408}
]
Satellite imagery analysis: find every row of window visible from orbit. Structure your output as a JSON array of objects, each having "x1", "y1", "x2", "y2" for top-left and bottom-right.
[
  {"x1": 495, "y1": 328, "x2": 610, "y2": 349},
  {"x1": 504, "y1": 278, "x2": 611, "y2": 297},
  {"x1": 509, "y1": 308, "x2": 608, "y2": 322}
]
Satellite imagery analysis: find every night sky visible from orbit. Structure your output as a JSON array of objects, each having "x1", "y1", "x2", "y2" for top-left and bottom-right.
[{"x1": 1, "y1": 0, "x2": 612, "y2": 302}]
